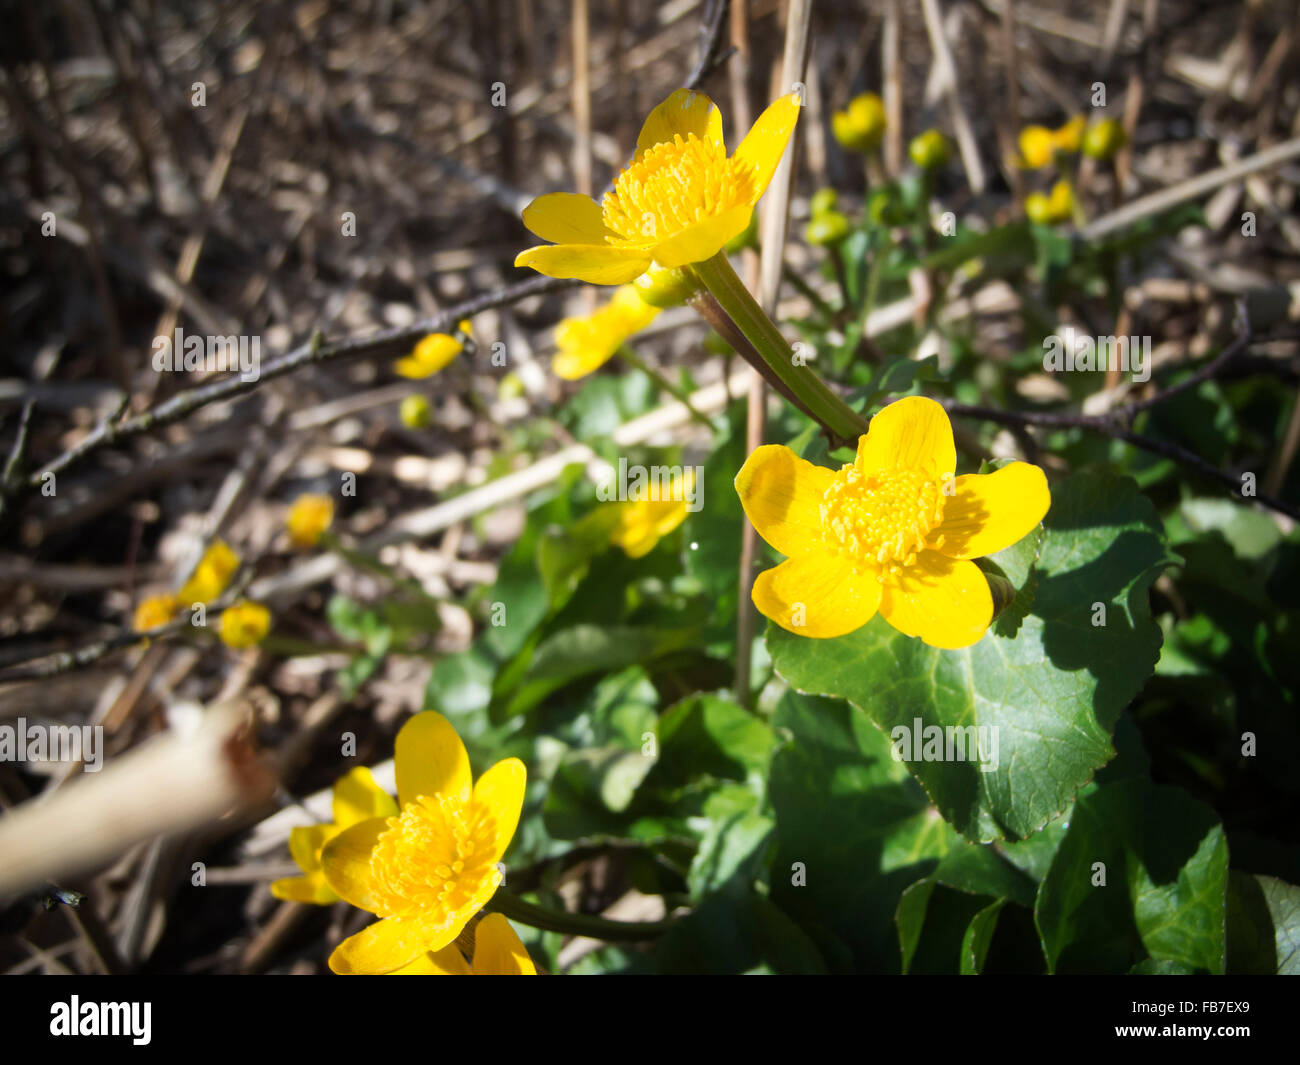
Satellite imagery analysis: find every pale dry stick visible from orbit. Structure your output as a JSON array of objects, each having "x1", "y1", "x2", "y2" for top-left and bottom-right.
[
  {"x1": 1079, "y1": 137, "x2": 1300, "y2": 241},
  {"x1": 0, "y1": 701, "x2": 275, "y2": 899},
  {"x1": 993, "y1": 0, "x2": 1025, "y2": 207},
  {"x1": 918, "y1": 0, "x2": 986, "y2": 194},
  {"x1": 146, "y1": 102, "x2": 251, "y2": 399},
  {"x1": 571, "y1": 0, "x2": 593, "y2": 202},
  {"x1": 1265, "y1": 393, "x2": 1300, "y2": 498},
  {"x1": 736, "y1": 0, "x2": 813, "y2": 708},
  {"x1": 1114, "y1": 0, "x2": 1159, "y2": 197},
  {"x1": 882, "y1": 0, "x2": 903, "y2": 176},
  {"x1": 1099, "y1": 0, "x2": 1131, "y2": 73}
]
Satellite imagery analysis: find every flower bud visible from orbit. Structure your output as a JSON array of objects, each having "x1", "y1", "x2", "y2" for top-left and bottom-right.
[{"x1": 909, "y1": 129, "x2": 950, "y2": 171}]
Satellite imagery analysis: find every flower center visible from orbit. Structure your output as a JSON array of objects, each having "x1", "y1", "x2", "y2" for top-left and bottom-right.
[
  {"x1": 368, "y1": 794, "x2": 499, "y2": 922},
  {"x1": 821, "y1": 465, "x2": 946, "y2": 579},
  {"x1": 601, "y1": 133, "x2": 755, "y2": 245}
]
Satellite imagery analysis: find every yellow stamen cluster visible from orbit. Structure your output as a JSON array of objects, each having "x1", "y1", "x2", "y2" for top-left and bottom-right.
[
  {"x1": 821, "y1": 465, "x2": 946, "y2": 580},
  {"x1": 602, "y1": 133, "x2": 755, "y2": 245},
  {"x1": 368, "y1": 794, "x2": 500, "y2": 924}
]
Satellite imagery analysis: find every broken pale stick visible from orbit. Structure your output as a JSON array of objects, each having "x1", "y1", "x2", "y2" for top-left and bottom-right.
[{"x1": 0, "y1": 702, "x2": 274, "y2": 899}]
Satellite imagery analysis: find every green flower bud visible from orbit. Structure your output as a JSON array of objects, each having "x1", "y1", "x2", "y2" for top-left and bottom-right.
[
  {"x1": 399, "y1": 394, "x2": 433, "y2": 429},
  {"x1": 908, "y1": 129, "x2": 950, "y2": 171},
  {"x1": 1082, "y1": 118, "x2": 1126, "y2": 162},
  {"x1": 632, "y1": 264, "x2": 699, "y2": 309},
  {"x1": 809, "y1": 188, "x2": 839, "y2": 218},
  {"x1": 804, "y1": 211, "x2": 851, "y2": 247}
]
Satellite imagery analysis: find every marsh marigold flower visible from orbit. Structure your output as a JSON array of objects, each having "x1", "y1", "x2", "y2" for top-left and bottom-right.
[
  {"x1": 1053, "y1": 115, "x2": 1087, "y2": 154},
  {"x1": 610, "y1": 469, "x2": 694, "y2": 558},
  {"x1": 1027, "y1": 179, "x2": 1076, "y2": 225},
  {"x1": 390, "y1": 913, "x2": 536, "y2": 976},
  {"x1": 320, "y1": 711, "x2": 526, "y2": 975},
  {"x1": 177, "y1": 540, "x2": 239, "y2": 606},
  {"x1": 553, "y1": 285, "x2": 660, "y2": 380},
  {"x1": 286, "y1": 493, "x2": 334, "y2": 549},
  {"x1": 271, "y1": 767, "x2": 398, "y2": 905},
  {"x1": 218, "y1": 600, "x2": 271, "y2": 648},
  {"x1": 1018, "y1": 125, "x2": 1056, "y2": 169},
  {"x1": 831, "y1": 92, "x2": 886, "y2": 154},
  {"x1": 734, "y1": 396, "x2": 1049, "y2": 649},
  {"x1": 394, "y1": 326, "x2": 467, "y2": 380},
  {"x1": 515, "y1": 88, "x2": 800, "y2": 283},
  {"x1": 133, "y1": 594, "x2": 179, "y2": 632}
]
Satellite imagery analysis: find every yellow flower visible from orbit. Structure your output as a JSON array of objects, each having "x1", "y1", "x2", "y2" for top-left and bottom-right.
[
  {"x1": 1018, "y1": 125, "x2": 1055, "y2": 169},
  {"x1": 552, "y1": 285, "x2": 660, "y2": 380},
  {"x1": 286, "y1": 493, "x2": 334, "y2": 549},
  {"x1": 132, "y1": 594, "x2": 179, "y2": 632},
  {"x1": 218, "y1": 600, "x2": 271, "y2": 648},
  {"x1": 394, "y1": 332, "x2": 463, "y2": 379},
  {"x1": 1048, "y1": 179, "x2": 1076, "y2": 221},
  {"x1": 271, "y1": 767, "x2": 399, "y2": 905},
  {"x1": 389, "y1": 914, "x2": 536, "y2": 975},
  {"x1": 734, "y1": 396, "x2": 1050, "y2": 649},
  {"x1": 320, "y1": 712, "x2": 526, "y2": 975},
  {"x1": 515, "y1": 88, "x2": 800, "y2": 283},
  {"x1": 1053, "y1": 115, "x2": 1087, "y2": 154},
  {"x1": 831, "y1": 92, "x2": 886, "y2": 154},
  {"x1": 610, "y1": 469, "x2": 693, "y2": 558},
  {"x1": 177, "y1": 540, "x2": 240, "y2": 606}
]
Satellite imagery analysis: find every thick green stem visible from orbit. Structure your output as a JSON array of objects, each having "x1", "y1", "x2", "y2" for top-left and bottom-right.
[
  {"x1": 489, "y1": 888, "x2": 678, "y2": 941},
  {"x1": 690, "y1": 253, "x2": 868, "y2": 447}
]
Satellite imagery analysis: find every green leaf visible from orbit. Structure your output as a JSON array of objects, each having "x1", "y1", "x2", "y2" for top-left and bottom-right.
[
  {"x1": 650, "y1": 891, "x2": 826, "y2": 974},
  {"x1": 767, "y1": 692, "x2": 957, "y2": 971},
  {"x1": 768, "y1": 471, "x2": 1176, "y2": 841},
  {"x1": 1226, "y1": 871, "x2": 1300, "y2": 975},
  {"x1": 490, "y1": 622, "x2": 701, "y2": 722},
  {"x1": 961, "y1": 899, "x2": 1007, "y2": 975},
  {"x1": 687, "y1": 784, "x2": 774, "y2": 898},
  {"x1": 1034, "y1": 778, "x2": 1228, "y2": 974}
]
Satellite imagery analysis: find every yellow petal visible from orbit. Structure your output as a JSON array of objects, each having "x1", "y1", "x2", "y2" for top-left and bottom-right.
[
  {"x1": 651, "y1": 205, "x2": 754, "y2": 269},
  {"x1": 733, "y1": 93, "x2": 801, "y2": 204},
  {"x1": 472, "y1": 757, "x2": 527, "y2": 864},
  {"x1": 515, "y1": 244, "x2": 652, "y2": 285},
  {"x1": 288, "y1": 823, "x2": 336, "y2": 874},
  {"x1": 735, "y1": 444, "x2": 834, "y2": 557},
  {"x1": 328, "y1": 916, "x2": 425, "y2": 975},
  {"x1": 878, "y1": 552, "x2": 992, "y2": 649},
  {"x1": 270, "y1": 872, "x2": 338, "y2": 905},
  {"x1": 319, "y1": 817, "x2": 391, "y2": 912},
  {"x1": 388, "y1": 947, "x2": 471, "y2": 975},
  {"x1": 933, "y1": 462, "x2": 1050, "y2": 559},
  {"x1": 332, "y1": 766, "x2": 399, "y2": 829},
  {"x1": 856, "y1": 396, "x2": 956, "y2": 478},
  {"x1": 472, "y1": 914, "x2": 537, "y2": 975},
  {"x1": 522, "y1": 192, "x2": 611, "y2": 244},
  {"x1": 394, "y1": 356, "x2": 432, "y2": 379},
  {"x1": 395, "y1": 711, "x2": 472, "y2": 807},
  {"x1": 636, "y1": 89, "x2": 723, "y2": 156},
  {"x1": 752, "y1": 553, "x2": 882, "y2": 638}
]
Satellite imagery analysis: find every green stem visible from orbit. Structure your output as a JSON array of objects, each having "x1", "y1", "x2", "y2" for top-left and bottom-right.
[
  {"x1": 489, "y1": 888, "x2": 679, "y2": 942},
  {"x1": 689, "y1": 253, "x2": 868, "y2": 447},
  {"x1": 616, "y1": 346, "x2": 715, "y2": 431}
]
